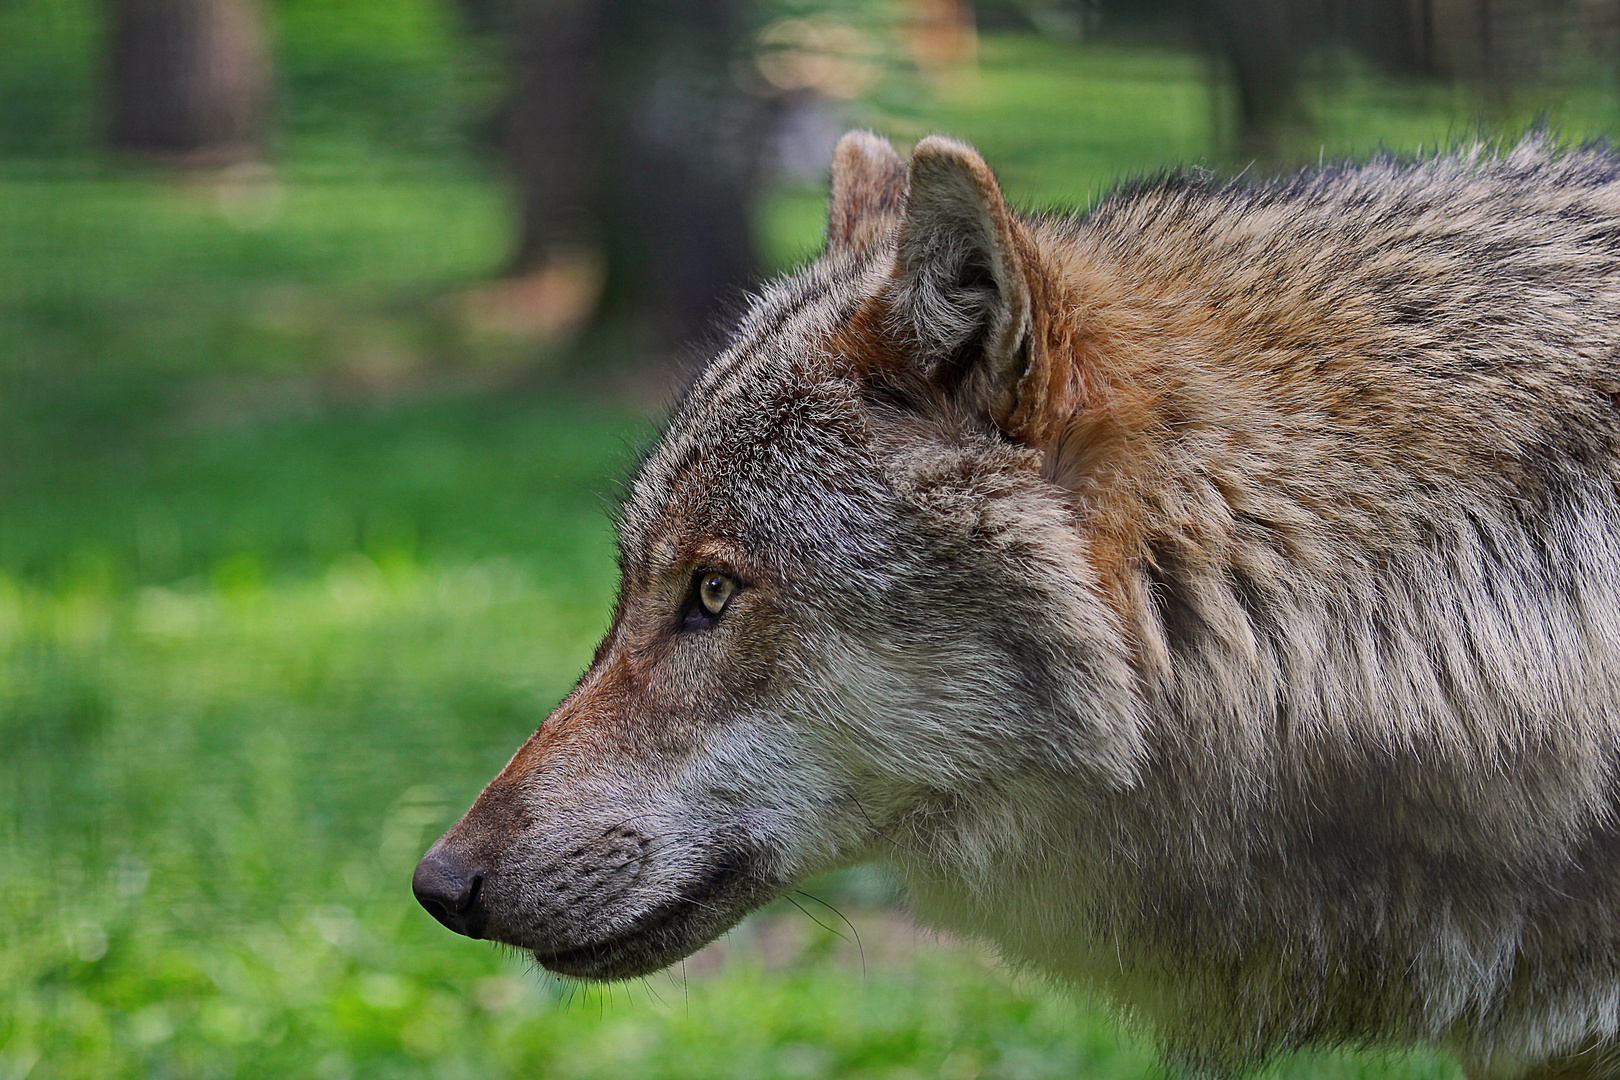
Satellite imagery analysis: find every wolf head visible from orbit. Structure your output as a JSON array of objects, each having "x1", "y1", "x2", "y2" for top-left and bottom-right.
[{"x1": 413, "y1": 133, "x2": 1143, "y2": 980}]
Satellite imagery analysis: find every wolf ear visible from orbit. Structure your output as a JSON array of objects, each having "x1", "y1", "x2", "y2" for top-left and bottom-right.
[
  {"x1": 890, "y1": 137, "x2": 1044, "y2": 440},
  {"x1": 827, "y1": 131, "x2": 908, "y2": 258}
]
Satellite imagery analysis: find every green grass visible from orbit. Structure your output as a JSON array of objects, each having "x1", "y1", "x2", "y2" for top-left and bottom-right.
[
  {"x1": 6, "y1": 25, "x2": 1616, "y2": 1080},
  {"x1": 0, "y1": 162, "x2": 515, "y2": 438}
]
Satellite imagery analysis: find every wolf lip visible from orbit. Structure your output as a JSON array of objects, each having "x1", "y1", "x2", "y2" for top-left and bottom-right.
[
  {"x1": 530, "y1": 860, "x2": 759, "y2": 979},
  {"x1": 530, "y1": 899, "x2": 689, "y2": 971},
  {"x1": 531, "y1": 925, "x2": 654, "y2": 976}
]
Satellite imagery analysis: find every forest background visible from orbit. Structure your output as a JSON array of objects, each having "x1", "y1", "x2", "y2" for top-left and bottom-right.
[{"x1": 4, "y1": 1, "x2": 1619, "y2": 1077}]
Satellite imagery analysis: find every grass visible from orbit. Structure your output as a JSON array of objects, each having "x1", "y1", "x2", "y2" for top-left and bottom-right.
[
  {"x1": 0, "y1": 161, "x2": 514, "y2": 439},
  {"x1": 6, "y1": 25, "x2": 1619, "y2": 1080}
]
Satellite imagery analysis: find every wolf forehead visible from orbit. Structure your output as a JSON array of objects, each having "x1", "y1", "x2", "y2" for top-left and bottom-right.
[{"x1": 617, "y1": 255, "x2": 908, "y2": 569}]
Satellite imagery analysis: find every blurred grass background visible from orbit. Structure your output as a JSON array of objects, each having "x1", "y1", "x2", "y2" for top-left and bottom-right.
[{"x1": 3, "y1": 0, "x2": 1618, "y2": 1076}]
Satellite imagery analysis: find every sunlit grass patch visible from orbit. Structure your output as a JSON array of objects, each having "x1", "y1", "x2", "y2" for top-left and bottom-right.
[{"x1": 0, "y1": 552, "x2": 571, "y2": 1078}]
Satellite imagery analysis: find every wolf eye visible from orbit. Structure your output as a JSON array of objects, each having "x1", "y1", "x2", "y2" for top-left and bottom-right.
[{"x1": 698, "y1": 572, "x2": 737, "y2": 616}]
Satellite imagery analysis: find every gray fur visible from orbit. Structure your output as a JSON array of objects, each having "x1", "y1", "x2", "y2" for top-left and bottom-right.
[{"x1": 419, "y1": 133, "x2": 1620, "y2": 1079}]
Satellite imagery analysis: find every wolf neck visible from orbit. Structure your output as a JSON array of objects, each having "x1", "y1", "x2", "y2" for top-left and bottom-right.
[
  {"x1": 1004, "y1": 227, "x2": 1224, "y2": 672},
  {"x1": 879, "y1": 209, "x2": 1620, "y2": 1059}
]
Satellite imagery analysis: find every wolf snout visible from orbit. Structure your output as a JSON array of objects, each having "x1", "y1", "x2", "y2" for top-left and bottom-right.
[
  {"x1": 413, "y1": 818, "x2": 666, "y2": 951},
  {"x1": 412, "y1": 847, "x2": 488, "y2": 939}
]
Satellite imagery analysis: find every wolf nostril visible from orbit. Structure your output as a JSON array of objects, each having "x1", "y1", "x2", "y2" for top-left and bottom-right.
[
  {"x1": 457, "y1": 872, "x2": 483, "y2": 913},
  {"x1": 412, "y1": 850, "x2": 488, "y2": 939}
]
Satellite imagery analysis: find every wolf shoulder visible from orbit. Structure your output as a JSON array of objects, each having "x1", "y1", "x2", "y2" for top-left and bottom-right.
[{"x1": 1033, "y1": 142, "x2": 1620, "y2": 571}]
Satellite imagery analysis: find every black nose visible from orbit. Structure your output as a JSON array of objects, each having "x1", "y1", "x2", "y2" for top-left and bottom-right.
[{"x1": 412, "y1": 849, "x2": 488, "y2": 939}]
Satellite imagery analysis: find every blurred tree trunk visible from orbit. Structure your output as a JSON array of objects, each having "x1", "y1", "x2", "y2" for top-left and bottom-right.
[
  {"x1": 1198, "y1": 0, "x2": 1426, "y2": 156},
  {"x1": 474, "y1": 0, "x2": 772, "y2": 351},
  {"x1": 504, "y1": 0, "x2": 601, "y2": 276},
  {"x1": 106, "y1": 0, "x2": 269, "y2": 163},
  {"x1": 1199, "y1": 0, "x2": 1304, "y2": 155},
  {"x1": 600, "y1": 0, "x2": 774, "y2": 346}
]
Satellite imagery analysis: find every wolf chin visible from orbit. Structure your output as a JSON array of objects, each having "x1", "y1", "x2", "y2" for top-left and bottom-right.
[{"x1": 415, "y1": 131, "x2": 1620, "y2": 1079}]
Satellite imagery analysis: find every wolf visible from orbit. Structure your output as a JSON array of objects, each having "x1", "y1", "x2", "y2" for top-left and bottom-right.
[{"x1": 414, "y1": 130, "x2": 1620, "y2": 1079}]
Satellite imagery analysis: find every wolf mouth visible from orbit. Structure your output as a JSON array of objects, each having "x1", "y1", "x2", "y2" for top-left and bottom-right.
[{"x1": 530, "y1": 857, "x2": 768, "y2": 980}]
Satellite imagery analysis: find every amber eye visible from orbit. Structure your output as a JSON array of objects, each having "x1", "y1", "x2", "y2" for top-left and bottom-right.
[{"x1": 697, "y1": 572, "x2": 737, "y2": 616}]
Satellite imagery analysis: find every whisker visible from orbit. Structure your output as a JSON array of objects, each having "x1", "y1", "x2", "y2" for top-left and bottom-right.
[
  {"x1": 851, "y1": 795, "x2": 906, "y2": 854},
  {"x1": 639, "y1": 974, "x2": 668, "y2": 1009},
  {"x1": 784, "y1": 892, "x2": 852, "y2": 957},
  {"x1": 795, "y1": 888, "x2": 867, "y2": 977}
]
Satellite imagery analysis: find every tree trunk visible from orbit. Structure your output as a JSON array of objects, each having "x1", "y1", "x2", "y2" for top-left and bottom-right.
[
  {"x1": 503, "y1": 0, "x2": 601, "y2": 273},
  {"x1": 106, "y1": 0, "x2": 269, "y2": 163},
  {"x1": 491, "y1": 0, "x2": 771, "y2": 349}
]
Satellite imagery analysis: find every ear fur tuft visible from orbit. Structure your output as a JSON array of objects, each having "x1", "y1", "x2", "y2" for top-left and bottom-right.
[
  {"x1": 890, "y1": 136, "x2": 1036, "y2": 438},
  {"x1": 827, "y1": 131, "x2": 908, "y2": 258}
]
